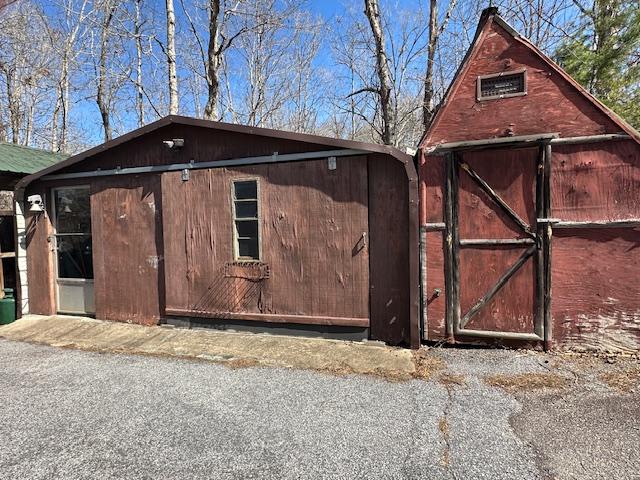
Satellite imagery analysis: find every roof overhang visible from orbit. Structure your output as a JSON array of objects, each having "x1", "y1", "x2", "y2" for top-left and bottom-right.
[{"x1": 427, "y1": 133, "x2": 559, "y2": 154}]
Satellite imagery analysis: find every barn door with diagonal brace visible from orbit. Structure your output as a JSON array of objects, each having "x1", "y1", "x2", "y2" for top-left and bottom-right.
[{"x1": 443, "y1": 145, "x2": 551, "y2": 343}]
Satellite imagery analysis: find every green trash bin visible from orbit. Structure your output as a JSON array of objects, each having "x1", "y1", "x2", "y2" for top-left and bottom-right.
[{"x1": 0, "y1": 288, "x2": 16, "y2": 325}]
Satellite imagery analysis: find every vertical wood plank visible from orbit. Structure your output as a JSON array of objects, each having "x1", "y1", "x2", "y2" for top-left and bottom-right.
[
  {"x1": 535, "y1": 145, "x2": 545, "y2": 338},
  {"x1": 443, "y1": 153, "x2": 454, "y2": 339},
  {"x1": 543, "y1": 143, "x2": 553, "y2": 349}
]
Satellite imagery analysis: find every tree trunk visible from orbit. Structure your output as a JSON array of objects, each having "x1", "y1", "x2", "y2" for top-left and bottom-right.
[
  {"x1": 423, "y1": 0, "x2": 437, "y2": 128},
  {"x1": 61, "y1": 56, "x2": 70, "y2": 149},
  {"x1": 24, "y1": 98, "x2": 34, "y2": 146},
  {"x1": 364, "y1": 0, "x2": 395, "y2": 145},
  {"x1": 51, "y1": 95, "x2": 60, "y2": 150},
  {"x1": 5, "y1": 69, "x2": 21, "y2": 144},
  {"x1": 166, "y1": 0, "x2": 178, "y2": 115},
  {"x1": 97, "y1": 2, "x2": 116, "y2": 142},
  {"x1": 135, "y1": 0, "x2": 145, "y2": 126},
  {"x1": 203, "y1": 0, "x2": 221, "y2": 120}
]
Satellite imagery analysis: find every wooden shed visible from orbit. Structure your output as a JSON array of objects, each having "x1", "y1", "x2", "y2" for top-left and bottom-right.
[
  {"x1": 419, "y1": 8, "x2": 640, "y2": 352},
  {"x1": 17, "y1": 117, "x2": 420, "y2": 347}
]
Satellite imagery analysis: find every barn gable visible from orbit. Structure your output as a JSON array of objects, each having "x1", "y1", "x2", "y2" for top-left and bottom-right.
[{"x1": 420, "y1": 8, "x2": 640, "y2": 147}]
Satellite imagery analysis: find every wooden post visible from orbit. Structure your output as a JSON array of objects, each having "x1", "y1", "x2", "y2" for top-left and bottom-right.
[
  {"x1": 534, "y1": 145, "x2": 545, "y2": 338},
  {"x1": 450, "y1": 153, "x2": 461, "y2": 333},
  {"x1": 543, "y1": 144, "x2": 553, "y2": 350},
  {"x1": 443, "y1": 152, "x2": 454, "y2": 341}
]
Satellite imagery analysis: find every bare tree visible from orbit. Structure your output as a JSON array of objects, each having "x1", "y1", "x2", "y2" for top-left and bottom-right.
[
  {"x1": 364, "y1": 0, "x2": 395, "y2": 145},
  {"x1": 423, "y1": 0, "x2": 458, "y2": 127},
  {"x1": 223, "y1": 0, "x2": 315, "y2": 128},
  {"x1": 95, "y1": 0, "x2": 119, "y2": 141},
  {"x1": 203, "y1": 0, "x2": 221, "y2": 119},
  {"x1": 166, "y1": 0, "x2": 179, "y2": 114},
  {"x1": 332, "y1": 2, "x2": 429, "y2": 148},
  {"x1": 133, "y1": 0, "x2": 145, "y2": 126},
  {"x1": 493, "y1": 0, "x2": 580, "y2": 51},
  {"x1": 0, "y1": 2, "x2": 56, "y2": 146},
  {"x1": 46, "y1": 0, "x2": 91, "y2": 151}
]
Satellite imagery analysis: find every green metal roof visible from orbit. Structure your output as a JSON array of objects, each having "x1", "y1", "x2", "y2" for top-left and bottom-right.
[{"x1": 0, "y1": 142, "x2": 68, "y2": 175}]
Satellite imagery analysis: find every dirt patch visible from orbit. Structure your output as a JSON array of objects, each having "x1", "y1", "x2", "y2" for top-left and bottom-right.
[
  {"x1": 485, "y1": 372, "x2": 568, "y2": 393},
  {"x1": 599, "y1": 368, "x2": 640, "y2": 393},
  {"x1": 226, "y1": 358, "x2": 262, "y2": 369},
  {"x1": 438, "y1": 373, "x2": 466, "y2": 387},
  {"x1": 438, "y1": 417, "x2": 450, "y2": 466},
  {"x1": 318, "y1": 363, "x2": 414, "y2": 382},
  {"x1": 412, "y1": 349, "x2": 446, "y2": 380}
]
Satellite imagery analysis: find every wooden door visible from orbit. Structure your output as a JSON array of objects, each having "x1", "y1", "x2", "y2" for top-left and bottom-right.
[
  {"x1": 52, "y1": 186, "x2": 95, "y2": 315},
  {"x1": 444, "y1": 146, "x2": 550, "y2": 342}
]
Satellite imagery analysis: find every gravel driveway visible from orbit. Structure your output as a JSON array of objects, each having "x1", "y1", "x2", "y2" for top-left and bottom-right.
[{"x1": 0, "y1": 339, "x2": 638, "y2": 479}]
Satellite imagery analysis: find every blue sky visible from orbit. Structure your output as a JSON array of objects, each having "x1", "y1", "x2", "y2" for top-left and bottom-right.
[{"x1": 30, "y1": 0, "x2": 583, "y2": 150}]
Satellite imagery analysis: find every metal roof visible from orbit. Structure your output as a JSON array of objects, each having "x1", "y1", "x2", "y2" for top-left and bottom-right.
[{"x1": 0, "y1": 142, "x2": 68, "y2": 175}]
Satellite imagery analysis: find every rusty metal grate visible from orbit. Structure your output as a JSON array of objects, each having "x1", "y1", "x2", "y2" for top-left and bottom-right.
[
  {"x1": 478, "y1": 71, "x2": 526, "y2": 100},
  {"x1": 224, "y1": 261, "x2": 270, "y2": 280}
]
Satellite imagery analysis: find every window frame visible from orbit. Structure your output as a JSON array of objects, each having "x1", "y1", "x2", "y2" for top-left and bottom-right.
[
  {"x1": 231, "y1": 178, "x2": 261, "y2": 262},
  {"x1": 476, "y1": 68, "x2": 527, "y2": 101},
  {"x1": 50, "y1": 185, "x2": 94, "y2": 282}
]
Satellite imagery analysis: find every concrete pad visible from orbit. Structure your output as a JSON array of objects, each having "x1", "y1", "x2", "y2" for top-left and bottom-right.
[{"x1": 0, "y1": 315, "x2": 417, "y2": 379}]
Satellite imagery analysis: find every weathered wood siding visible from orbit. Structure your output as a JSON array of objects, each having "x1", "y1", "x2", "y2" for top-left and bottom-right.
[
  {"x1": 552, "y1": 228, "x2": 640, "y2": 353},
  {"x1": 91, "y1": 175, "x2": 164, "y2": 325},
  {"x1": 24, "y1": 186, "x2": 55, "y2": 315},
  {"x1": 25, "y1": 122, "x2": 416, "y2": 345},
  {"x1": 424, "y1": 20, "x2": 621, "y2": 146},
  {"x1": 422, "y1": 154, "x2": 445, "y2": 225},
  {"x1": 421, "y1": 134, "x2": 640, "y2": 350},
  {"x1": 549, "y1": 140, "x2": 640, "y2": 350},
  {"x1": 552, "y1": 140, "x2": 640, "y2": 221},
  {"x1": 67, "y1": 124, "x2": 335, "y2": 173},
  {"x1": 161, "y1": 157, "x2": 370, "y2": 325},
  {"x1": 368, "y1": 154, "x2": 411, "y2": 344},
  {"x1": 425, "y1": 230, "x2": 446, "y2": 339}
]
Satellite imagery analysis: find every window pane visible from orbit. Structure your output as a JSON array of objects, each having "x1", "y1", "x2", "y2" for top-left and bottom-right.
[
  {"x1": 0, "y1": 216, "x2": 15, "y2": 253},
  {"x1": 236, "y1": 220, "x2": 258, "y2": 239},
  {"x1": 55, "y1": 188, "x2": 91, "y2": 234},
  {"x1": 235, "y1": 201, "x2": 257, "y2": 218},
  {"x1": 56, "y1": 235, "x2": 93, "y2": 279},
  {"x1": 237, "y1": 237, "x2": 259, "y2": 259},
  {"x1": 234, "y1": 181, "x2": 257, "y2": 200}
]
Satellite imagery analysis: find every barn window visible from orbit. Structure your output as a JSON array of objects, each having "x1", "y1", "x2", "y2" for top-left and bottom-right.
[
  {"x1": 232, "y1": 179, "x2": 260, "y2": 261},
  {"x1": 477, "y1": 69, "x2": 526, "y2": 101}
]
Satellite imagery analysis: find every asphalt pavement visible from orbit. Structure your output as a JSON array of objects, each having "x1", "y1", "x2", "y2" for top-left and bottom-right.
[{"x1": 0, "y1": 340, "x2": 638, "y2": 479}]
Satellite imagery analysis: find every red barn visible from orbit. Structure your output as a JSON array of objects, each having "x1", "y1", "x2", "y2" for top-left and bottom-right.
[{"x1": 419, "y1": 8, "x2": 640, "y2": 352}]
